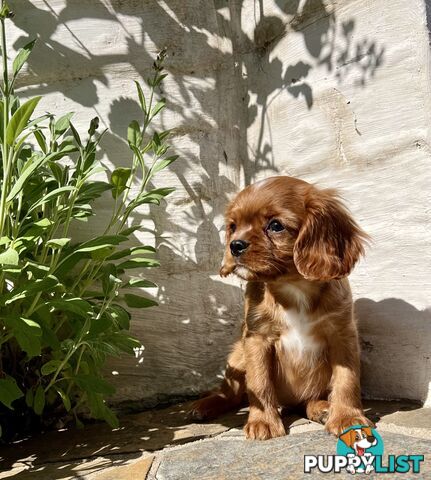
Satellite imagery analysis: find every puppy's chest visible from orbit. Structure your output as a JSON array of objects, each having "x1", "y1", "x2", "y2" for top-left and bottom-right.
[{"x1": 279, "y1": 308, "x2": 323, "y2": 358}]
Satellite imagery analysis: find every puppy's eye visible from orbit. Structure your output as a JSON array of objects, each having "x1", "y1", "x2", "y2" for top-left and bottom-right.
[
  {"x1": 229, "y1": 223, "x2": 236, "y2": 233},
  {"x1": 267, "y1": 219, "x2": 284, "y2": 232}
]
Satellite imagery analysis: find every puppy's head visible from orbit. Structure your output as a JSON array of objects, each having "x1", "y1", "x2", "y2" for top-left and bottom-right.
[
  {"x1": 339, "y1": 426, "x2": 376, "y2": 453},
  {"x1": 220, "y1": 176, "x2": 368, "y2": 282}
]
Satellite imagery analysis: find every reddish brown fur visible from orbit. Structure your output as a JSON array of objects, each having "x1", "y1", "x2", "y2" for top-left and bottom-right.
[{"x1": 191, "y1": 176, "x2": 372, "y2": 439}]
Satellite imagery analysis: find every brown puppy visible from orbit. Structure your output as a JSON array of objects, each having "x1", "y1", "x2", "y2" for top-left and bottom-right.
[{"x1": 191, "y1": 176, "x2": 372, "y2": 439}]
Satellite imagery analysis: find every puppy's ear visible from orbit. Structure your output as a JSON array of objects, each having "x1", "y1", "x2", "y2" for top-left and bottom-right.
[
  {"x1": 339, "y1": 429, "x2": 356, "y2": 447},
  {"x1": 293, "y1": 189, "x2": 368, "y2": 281}
]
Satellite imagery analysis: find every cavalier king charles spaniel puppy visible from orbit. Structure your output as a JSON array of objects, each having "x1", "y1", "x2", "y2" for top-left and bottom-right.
[{"x1": 191, "y1": 176, "x2": 372, "y2": 440}]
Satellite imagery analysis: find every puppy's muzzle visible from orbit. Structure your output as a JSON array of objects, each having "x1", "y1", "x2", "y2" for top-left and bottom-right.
[{"x1": 230, "y1": 239, "x2": 249, "y2": 257}]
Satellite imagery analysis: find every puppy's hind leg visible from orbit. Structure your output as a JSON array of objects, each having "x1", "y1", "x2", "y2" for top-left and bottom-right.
[{"x1": 190, "y1": 341, "x2": 246, "y2": 420}]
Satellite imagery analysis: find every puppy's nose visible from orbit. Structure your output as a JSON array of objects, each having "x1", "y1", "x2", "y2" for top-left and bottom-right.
[
  {"x1": 367, "y1": 435, "x2": 375, "y2": 443},
  {"x1": 230, "y1": 239, "x2": 249, "y2": 257}
]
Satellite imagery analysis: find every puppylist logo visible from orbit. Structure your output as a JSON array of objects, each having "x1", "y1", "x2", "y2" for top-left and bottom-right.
[{"x1": 304, "y1": 425, "x2": 424, "y2": 475}]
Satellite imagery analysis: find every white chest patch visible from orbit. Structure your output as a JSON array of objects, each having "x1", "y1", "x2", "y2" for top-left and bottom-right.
[{"x1": 281, "y1": 308, "x2": 321, "y2": 358}]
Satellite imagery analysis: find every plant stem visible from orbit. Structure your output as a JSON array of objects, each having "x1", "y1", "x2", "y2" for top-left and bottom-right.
[{"x1": 0, "y1": 17, "x2": 9, "y2": 240}]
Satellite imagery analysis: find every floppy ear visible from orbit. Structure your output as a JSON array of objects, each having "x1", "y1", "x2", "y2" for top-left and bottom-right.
[
  {"x1": 339, "y1": 429, "x2": 356, "y2": 447},
  {"x1": 293, "y1": 189, "x2": 369, "y2": 281}
]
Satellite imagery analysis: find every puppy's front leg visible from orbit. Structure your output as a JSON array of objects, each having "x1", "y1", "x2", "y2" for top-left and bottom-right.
[
  {"x1": 326, "y1": 329, "x2": 372, "y2": 436},
  {"x1": 244, "y1": 335, "x2": 285, "y2": 440}
]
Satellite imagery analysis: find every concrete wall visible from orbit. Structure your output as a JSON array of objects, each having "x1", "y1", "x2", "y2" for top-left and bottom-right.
[{"x1": 8, "y1": 0, "x2": 431, "y2": 407}]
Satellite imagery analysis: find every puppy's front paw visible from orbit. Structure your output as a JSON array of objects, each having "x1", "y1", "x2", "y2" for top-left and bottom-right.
[
  {"x1": 244, "y1": 416, "x2": 286, "y2": 440},
  {"x1": 325, "y1": 409, "x2": 374, "y2": 436}
]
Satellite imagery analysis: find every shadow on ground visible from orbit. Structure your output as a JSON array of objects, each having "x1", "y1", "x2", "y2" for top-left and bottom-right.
[{"x1": 0, "y1": 398, "x2": 424, "y2": 479}]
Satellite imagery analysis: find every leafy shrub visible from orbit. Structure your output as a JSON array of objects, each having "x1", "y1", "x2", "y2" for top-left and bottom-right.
[{"x1": 0, "y1": 4, "x2": 177, "y2": 439}]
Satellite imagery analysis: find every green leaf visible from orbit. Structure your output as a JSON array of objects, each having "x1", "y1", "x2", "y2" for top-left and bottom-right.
[
  {"x1": 74, "y1": 235, "x2": 129, "y2": 254},
  {"x1": 88, "y1": 116, "x2": 99, "y2": 137},
  {"x1": 87, "y1": 392, "x2": 119, "y2": 428},
  {"x1": 25, "y1": 218, "x2": 54, "y2": 234},
  {"x1": 55, "y1": 387, "x2": 72, "y2": 412},
  {"x1": 88, "y1": 314, "x2": 113, "y2": 337},
  {"x1": 110, "y1": 168, "x2": 131, "y2": 199},
  {"x1": 124, "y1": 293, "x2": 158, "y2": 308},
  {"x1": 6, "y1": 96, "x2": 42, "y2": 146},
  {"x1": 33, "y1": 385, "x2": 45, "y2": 415},
  {"x1": 109, "y1": 304, "x2": 131, "y2": 330},
  {"x1": 119, "y1": 225, "x2": 141, "y2": 236},
  {"x1": 127, "y1": 120, "x2": 142, "y2": 148},
  {"x1": 46, "y1": 238, "x2": 71, "y2": 249},
  {"x1": 152, "y1": 131, "x2": 161, "y2": 147},
  {"x1": 4, "y1": 316, "x2": 43, "y2": 357},
  {"x1": 0, "y1": 377, "x2": 24, "y2": 410},
  {"x1": 105, "y1": 332, "x2": 141, "y2": 354},
  {"x1": 41, "y1": 360, "x2": 63, "y2": 376},
  {"x1": 107, "y1": 245, "x2": 155, "y2": 261},
  {"x1": 1, "y1": 275, "x2": 59, "y2": 306},
  {"x1": 54, "y1": 112, "x2": 74, "y2": 136},
  {"x1": 7, "y1": 150, "x2": 68, "y2": 202},
  {"x1": 25, "y1": 388, "x2": 34, "y2": 408},
  {"x1": 13, "y1": 39, "x2": 37, "y2": 77},
  {"x1": 129, "y1": 144, "x2": 146, "y2": 169},
  {"x1": 90, "y1": 246, "x2": 115, "y2": 261},
  {"x1": 74, "y1": 375, "x2": 116, "y2": 396},
  {"x1": 26, "y1": 113, "x2": 52, "y2": 130},
  {"x1": 56, "y1": 387, "x2": 71, "y2": 412},
  {"x1": 153, "y1": 73, "x2": 168, "y2": 87},
  {"x1": 24, "y1": 261, "x2": 50, "y2": 276},
  {"x1": 0, "y1": 236, "x2": 10, "y2": 246},
  {"x1": 134, "y1": 187, "x2": 175, "y2": 207},
  {"x1": 152, "y1": 155, "x2": 178, "y2": 174},
  {"x1": 150, "y1": 98, "x2": 166, "y2": 119},
  {"x1": 78, "y1": 181, "x2": 112, "y2": 203},
  {"x1": 0, "y1": 3, "x2": 13, "y2": 20},
  {"x1": 102, "y1": 273, "x2": 122, "y2": 297},
  {"x1": 37, "y1": 315, "x2": 61, "y2": 350},
  {"x1": 28, "y1": 186, "x2": 75, "y2": 214},
  {"x1": 48, "y1": 298, "x2": 92, "y2": 317},
  {"x1": 33, "y1": 129, "x2": 47, "y2": 153},
  {"x1": 101, "y1": 406, "x2": 119, "y2": 429},
  {"x1": 0, "y1": 247, "x2": 19, "y2": 266},
  {"x1": 69, "y1": 122, "x2": 82, "y2": 148},
  {"x1": 128, "y1": 278, "x2": 158, "y2": 288},
  {"x1": 134, "y1": 81, "x2": 147, "y2": 112},
  {"x1": 117, "y1": 258, "x2": 160, "y2": 270}
]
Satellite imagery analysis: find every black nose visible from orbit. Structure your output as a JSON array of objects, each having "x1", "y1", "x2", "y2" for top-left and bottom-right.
[
  {"x1": 367, "y1": 435, "x2": 375, "y2": 443},
  {"x1": 230, "y1": 240, "x2": 249, "y2": 257}
]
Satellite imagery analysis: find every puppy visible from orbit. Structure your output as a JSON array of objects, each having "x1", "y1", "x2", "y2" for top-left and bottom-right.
[{"x1": 191, "y1": 176, "x2": 372, "y2": 440}]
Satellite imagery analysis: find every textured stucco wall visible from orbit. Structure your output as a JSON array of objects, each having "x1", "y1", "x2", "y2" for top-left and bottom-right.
[{"x1": 8, "y1": 0, "x2": 431, "y2": 407}]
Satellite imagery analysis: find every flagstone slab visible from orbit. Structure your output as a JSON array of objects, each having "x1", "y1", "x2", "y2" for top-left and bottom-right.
[{"x1": 152, "y1": 430, "x2": 431, "y2": 480}]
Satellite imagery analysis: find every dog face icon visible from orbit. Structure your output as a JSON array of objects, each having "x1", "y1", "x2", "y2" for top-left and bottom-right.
[
  {"x1": 339, "y1": 426, "x2": 377, "y2": 456},
  {"x1": 339, "y1": 427, "x2": 378, "y2": 474}
]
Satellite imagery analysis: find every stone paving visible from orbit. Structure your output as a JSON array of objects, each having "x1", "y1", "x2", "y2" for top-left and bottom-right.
[{"x1": 0, "y1": 400, "x2": 429, "y2": 479}]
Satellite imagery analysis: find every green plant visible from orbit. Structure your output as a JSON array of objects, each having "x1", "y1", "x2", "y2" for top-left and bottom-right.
[{"x1": 0, "y1": 3, "x2": 177, "y2": 438}]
